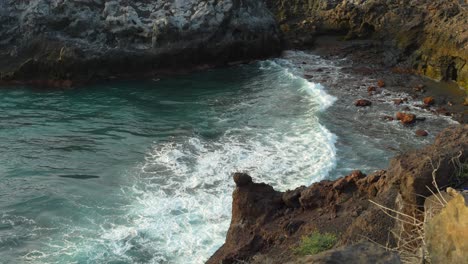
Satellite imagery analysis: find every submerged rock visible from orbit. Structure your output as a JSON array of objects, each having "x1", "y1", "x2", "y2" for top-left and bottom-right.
[{"x1": 415, "y1": 129, "x2": 429, "y2": 137}]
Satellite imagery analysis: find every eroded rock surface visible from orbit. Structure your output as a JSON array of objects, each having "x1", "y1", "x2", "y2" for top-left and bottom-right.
[
  {"x1": 265, "y1": 0, "x2": 468, "y2": 90},
  {"x1": 0, "y1": 0, "x2": 281, "y2": 83}
]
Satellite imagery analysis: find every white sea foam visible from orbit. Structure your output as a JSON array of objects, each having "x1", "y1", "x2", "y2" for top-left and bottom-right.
[{"x1": 115, "y1": 60, "x2": 338, "y2": 263}]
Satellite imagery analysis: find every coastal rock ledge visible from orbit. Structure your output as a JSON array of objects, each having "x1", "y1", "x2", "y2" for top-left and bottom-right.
[
  {"x1": 208, "y1": 124, "x2": 468, "y2": 263},
  {"x1": 0, "y1": 0, "x2": 281, "y2": 84}
]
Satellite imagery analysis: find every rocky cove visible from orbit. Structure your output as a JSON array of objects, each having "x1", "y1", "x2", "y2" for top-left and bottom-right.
[{"x1": 0, "y1": 0, "x2": 467, "y2": 264}]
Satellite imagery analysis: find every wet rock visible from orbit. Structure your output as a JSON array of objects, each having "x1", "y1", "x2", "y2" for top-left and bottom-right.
[
  {"x1": 368, "y1": 86, "x2": 376, "y2": 92},
  {"x1": 355, "y1": 99, "x2": 372, "y2": 107},
  {"x1": 415, "y1": 129, "x2": 428, "y2": 137},
  {"x1": 396, "y1": 112, "x2": 416, "y2": 125},
  {"x1": 423, "y1": 96, "x2": 435, "y2": 106},
  {"x1": 393, "y1": 99, "x2": 404, "y2": 105}
]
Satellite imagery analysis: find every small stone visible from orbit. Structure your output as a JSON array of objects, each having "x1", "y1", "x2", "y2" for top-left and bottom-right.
[
  {"x1": 396, "y1": 112, "x2": 416, "y2": 125},
  {"x1": 367, "y1": 86, "x2": 376, "y2": 92},
  {"x1": 355, "y1": 99, "x2": 372, "y2": 107},
  {"x1": 377, "y1": 79, "x2": 385, "y2": 88},
  {"x1": 415, "y1": 129, "x2": 428, "y2": 137},
  {"x1": 382, "y1": 115, "x2": 394, "y2": 121},
  {"x1": 233, "y1": 173, "x2": 252, "y2": 187},
  {"x1": 393, "y1": 99, "x2": 404, "y2": 105},
  {"x1": 423, "y1": 96, "x2": 435, "y2": 106}
]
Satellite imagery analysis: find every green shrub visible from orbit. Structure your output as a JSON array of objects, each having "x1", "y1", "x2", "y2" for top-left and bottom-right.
[{"x1": 294, "y1": 231, "x2": 337, "y2": 256}]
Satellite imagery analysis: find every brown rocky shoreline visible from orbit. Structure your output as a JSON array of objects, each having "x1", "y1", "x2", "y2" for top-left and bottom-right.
[{"x1": 209, "y1": 124, "x2": 467, "y2": 263}]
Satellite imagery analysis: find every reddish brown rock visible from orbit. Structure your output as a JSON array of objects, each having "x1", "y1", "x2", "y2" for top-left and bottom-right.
[
  {"x1": 355, "y1": 99, "x2": 372, "y2": 107},
  {"x1": 423, "y1": 96, "x2": 435, "y2": 106},
  {"x1": 208, "y1": 126, "x2": 468, "y2": 264},
  {"x1": 415, "y1": 129, "x2": 428, "y2": 137},
  {"x1": 396, "y1": 112, "x2": 416, "y2": 125},
  {"x1": 367, "y1": 86, "x2": 376, "y2": 92},
  {"x1": 377, "y1": 80, "x2": 385, "y2": 88},
  {"x1": 393, "y1": 99, "x2": 404, "y2": 105}
]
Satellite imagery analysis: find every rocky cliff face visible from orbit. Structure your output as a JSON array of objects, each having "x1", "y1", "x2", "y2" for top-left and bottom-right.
[
  {"x1": 0, "y1": 0, "x2": 281, "y2": 84},
  {"x1": 265, "y1": 0, "x2": 468, "y2": 91},
  {"x1": 208, "y1": 125, "x2": 468, "y2": 263}
]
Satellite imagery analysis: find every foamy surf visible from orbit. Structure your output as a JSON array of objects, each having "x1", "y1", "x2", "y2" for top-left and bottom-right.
[
  {"x1": 7, "y1": 53, "x2": 338, "y2": 264},
  {"x1": 120, "y1": 60, "x2": 338, "y2": 263}
]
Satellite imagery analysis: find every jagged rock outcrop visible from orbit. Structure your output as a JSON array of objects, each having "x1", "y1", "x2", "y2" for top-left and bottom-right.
[
  {"x1": 0, "y1": 0, "x2": 281, "y2": 84},
  {"x1": 208, "y1": 125, "x2": 468, "y2": 263},
  {"x1": 265, "y1": 0, "x2": 468, "y2": 90}
]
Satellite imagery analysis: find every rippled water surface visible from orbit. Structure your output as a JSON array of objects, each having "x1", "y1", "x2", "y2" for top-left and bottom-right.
[{"x1": 0, "y1": 52, "x2": 456, "y2": 263}]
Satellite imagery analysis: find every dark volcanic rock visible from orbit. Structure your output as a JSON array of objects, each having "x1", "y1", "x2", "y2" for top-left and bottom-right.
[
  {"x1": 0, "y1": 0, "x2": 281, "y2": 84},
  {"x1": 208, "y1": 125, "x2": 468, "y2": 264},
  {"x1": 233, "y1": 173, "x2": 253, "y2": 187},
  {"x1": 355, "y1": 99, "x2": 372, "y2": 107}
]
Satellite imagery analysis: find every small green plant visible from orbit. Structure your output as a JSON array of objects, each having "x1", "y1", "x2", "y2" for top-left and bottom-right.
[
  {"x1": 294, "y1": 231, "x2": 337, "y2": 256},
  {"x1": 458, "y1": 163, "x2": 468, "y2": 179}
]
